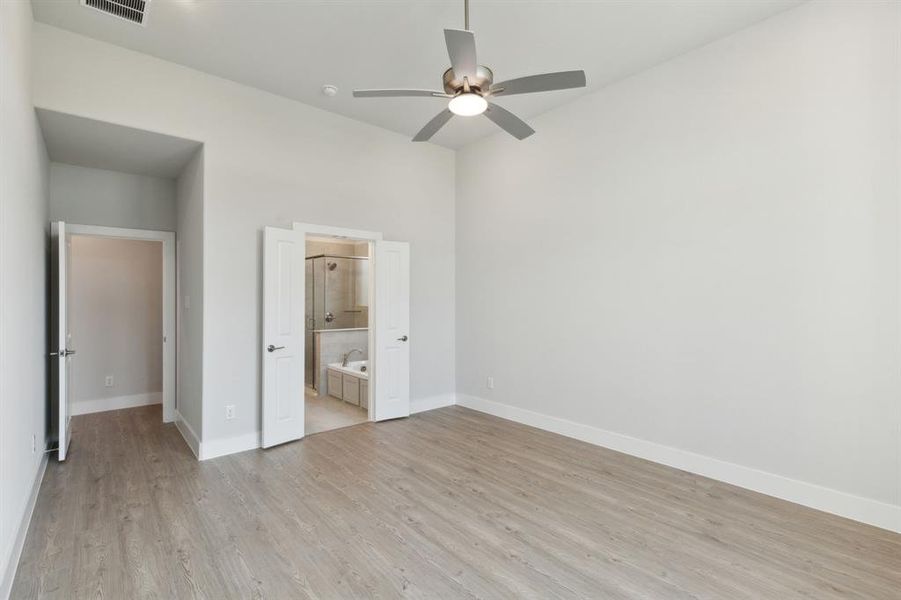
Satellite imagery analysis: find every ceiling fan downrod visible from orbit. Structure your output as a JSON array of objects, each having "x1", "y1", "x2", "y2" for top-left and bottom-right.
[{"x1": 464, "y1": 0, "x2": 470, "y2": 31}]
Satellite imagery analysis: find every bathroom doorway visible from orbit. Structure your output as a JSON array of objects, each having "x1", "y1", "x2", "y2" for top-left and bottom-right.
[
  {"x1": 304, "y1": 235, "x2": 371, "y2": 434},
  {"x1": 262, "y1": 222, "x2": 410, "y2": 448}
]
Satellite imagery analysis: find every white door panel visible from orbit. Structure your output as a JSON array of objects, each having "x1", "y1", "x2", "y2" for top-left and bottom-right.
[
  {"x1": 50, "y1": 221, "x2": 72, "y2": 461},
  {"x1": 374, "y1": 241, "x2": 410, "y2": 421},
  {"x1": 262, "y1": 226, "x2": 305, "y2": 447}
]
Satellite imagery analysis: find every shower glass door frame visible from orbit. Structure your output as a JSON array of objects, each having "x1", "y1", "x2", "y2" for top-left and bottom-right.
[{"x1": 307, "y1": 254, "x2": 370, "y2": 332}]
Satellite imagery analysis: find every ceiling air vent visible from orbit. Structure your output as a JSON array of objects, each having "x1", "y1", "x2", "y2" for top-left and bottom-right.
[{"x1": 82, "y1": 0, "x2": 149, "y2": 26}]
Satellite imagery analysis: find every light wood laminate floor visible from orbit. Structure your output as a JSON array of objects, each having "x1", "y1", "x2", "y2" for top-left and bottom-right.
[
  {"x1": 11, "y1": 405, "x2": 901, "y2": 599},
  {"x1": 305, "y1": 387, "x2": 368, "y2": 435}
]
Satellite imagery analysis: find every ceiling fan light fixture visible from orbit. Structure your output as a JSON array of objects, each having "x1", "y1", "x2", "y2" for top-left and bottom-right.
[
  {"x1": 448, "y1": 92, "x2": 487, "y2": 116},
  {"x1": 352, "y1": 0, "x2": 586, "y2": 141}
]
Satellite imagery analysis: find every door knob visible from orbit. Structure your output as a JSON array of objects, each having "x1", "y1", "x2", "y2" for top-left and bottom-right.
[
  {"x1": 267, "y1": 345, "x2": 285, "y2": 353},
  {"x1": 63, "y1": 349, "x2": 76, "y2": 357},
  {"x1": 397, "y1": 335, "x2": 408, "y2": 342}
]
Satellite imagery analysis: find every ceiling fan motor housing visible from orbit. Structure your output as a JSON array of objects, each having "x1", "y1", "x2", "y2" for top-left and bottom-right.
[{"x1": 443, "y1": 65, "x2": 494, "y2": 96}]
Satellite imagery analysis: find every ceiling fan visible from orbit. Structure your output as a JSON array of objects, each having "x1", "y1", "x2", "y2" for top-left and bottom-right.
[{"x1": 353, "y1": 0, "x2": 587, "y2": 142}]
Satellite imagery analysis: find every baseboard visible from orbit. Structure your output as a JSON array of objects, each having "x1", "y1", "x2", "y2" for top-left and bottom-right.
[
  {"x1": 197, "y1": 395, "x2": 456, "y2": 461},
  {"x1": 71, "y1": 392, "x2": 161, "y2": 416},
  {"x1": 456, "y1": 394, "x2": 901, "y2": 534},
  {"x1": 174, "y1": 410, "x2": 200, "y2": 459},
  {"x1": 200, "y1": 431, "x2": 260, "y2": 461},
  {"x1": 411, "y1": 393, "x2": 456, "y2": 414},
  {"x1": 1, "y1": 453, "x2": 48, "y2": 600}
]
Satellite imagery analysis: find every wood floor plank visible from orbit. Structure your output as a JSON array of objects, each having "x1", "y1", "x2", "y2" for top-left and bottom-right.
[{"x1": 10, "y1": 405, "x2": 901, "y2": 599}]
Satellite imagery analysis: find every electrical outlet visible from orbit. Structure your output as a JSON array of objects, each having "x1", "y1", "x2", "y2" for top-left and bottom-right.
[
  {"x1": 104, "y1": 375, "x2": 114, "y2": 387},
  {"x1": 225, "y1": 405, "x2": 236, "y2": 420},
  {"x1": 487, "y1": 376, "x2": 495, "y2": 390}
]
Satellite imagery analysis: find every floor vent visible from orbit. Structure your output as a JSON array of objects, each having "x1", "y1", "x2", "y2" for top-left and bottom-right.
[{"x1": 82, "y1": 0, "x2": 148, "y2": 25}]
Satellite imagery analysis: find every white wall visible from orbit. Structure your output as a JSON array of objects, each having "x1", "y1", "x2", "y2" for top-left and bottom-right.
[
  {"x1": 68, "y1": 236, "x2": 162, "y2": 415},
  {"x1": 175, "y1": 149, "x2": 204, "y2": 441},
  {"x1": 456, "y1": 1, "x2": 901, "y2": 531},
  {"x1": 0, "y1": 1, "x2": 50, "y2": 595},
  {"x1": 31, "y1": 24, "x2": 456, "y2": 451},
  {"x1": 49, "y1": 162, "x2": 176, "y2": 231}
]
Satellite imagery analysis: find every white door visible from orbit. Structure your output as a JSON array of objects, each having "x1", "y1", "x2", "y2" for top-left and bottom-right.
[
  {"x1": 262, "y1": 226, "x2": 305, "y2": 447},
  {"x1": 50, "y1": 221, "x2": 73, "y2": 460},
  {"x1": 374, "y1": 241, "x2": 410, "y2": 421}
]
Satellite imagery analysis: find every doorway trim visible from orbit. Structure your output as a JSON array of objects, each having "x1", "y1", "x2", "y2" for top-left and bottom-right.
[
  {"x1": 293, "y1": 222, "x2": 382, "y2": 422},
  {"x1": 65, "y1": 224, "x2": 177, "y2": 423}
]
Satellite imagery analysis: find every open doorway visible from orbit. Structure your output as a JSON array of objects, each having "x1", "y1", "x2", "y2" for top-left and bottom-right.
[
  {"x1": 304, "y1": 236, "x2": 371, "y2": 435},
  {"x1": 69, "y1": 234, "x2": 163, "y2": 416},
  {"x1": 66, "y1": 230, "x2": 174, "y2": 418},
  {"x1": 49, "y1": 223, "x2": 176, "y2": 460},
  {"x1": 261, "y1": 223, "x2": 410, "y2": 449}
]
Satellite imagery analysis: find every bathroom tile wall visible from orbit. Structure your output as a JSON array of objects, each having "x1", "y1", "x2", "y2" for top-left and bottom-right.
[{"x1": 313, "y1": 329, "x2": 369, "y2": 393}]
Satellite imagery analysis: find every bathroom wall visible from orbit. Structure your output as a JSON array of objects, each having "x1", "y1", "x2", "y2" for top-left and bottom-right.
[
  {"x1": 306, "y1": 240, "x2": 362, "y2": 258},
  {"x1": 313, "y1": 330, "x2": 369, "y2": 395},
  {"x1": 353, "y1": 242, "x2": 370, "y2": 326}
]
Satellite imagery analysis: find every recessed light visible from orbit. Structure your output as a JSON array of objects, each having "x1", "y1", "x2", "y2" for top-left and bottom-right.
[{"x1": 322, "y1": 84, "x2": 339, "y2": 97}]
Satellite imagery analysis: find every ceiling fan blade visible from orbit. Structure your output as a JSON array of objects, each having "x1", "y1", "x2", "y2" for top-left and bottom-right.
[
  {"x1": 490, "y1": 70, "x2": 586, "y2": 97},
  {"x1": 484, "y1": 103, "x2": 535, "y2": 140},
  {"x1": 353, "y1": 89, "x2": 450, "y2": 98},
  {"x1": 444, "y1": 29, "x2": 477, "y2": 79},
  {"x1": 412, "y1": 109, "x2": 454, "y2": 142}
]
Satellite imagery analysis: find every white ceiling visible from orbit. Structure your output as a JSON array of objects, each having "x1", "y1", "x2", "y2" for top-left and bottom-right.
[
  {"x1": 36, "y1": 108, "x2": 202, "y2": 178},
  {"x1": 31, "y1": 0, "x2": 803, "y2": 149}
]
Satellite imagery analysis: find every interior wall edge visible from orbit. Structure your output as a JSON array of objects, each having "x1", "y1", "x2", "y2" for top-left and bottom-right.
[
  {"x1": 0, "y1": 454, "x2": 47, "y2": 600},
  {"x1": 174, "y1": 410, "x2": 201, "y2": 459},
  {"x1": 198, "y1": 431, "x2": 261, "y2": 461},
  {"x1": 174, "y1": 147, "x2": 205, "y2": 447},
  {"x1": 456, "y1": 394, "x2": 901, "y2": 534}
]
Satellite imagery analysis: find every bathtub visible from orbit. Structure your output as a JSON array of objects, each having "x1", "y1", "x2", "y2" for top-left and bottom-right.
[
  {"x1": 326, "y1": 361, "x2": 369, "y2": 408},
  {"x1": 327, "y1": 360, "x2": 368, "y2": 380}
]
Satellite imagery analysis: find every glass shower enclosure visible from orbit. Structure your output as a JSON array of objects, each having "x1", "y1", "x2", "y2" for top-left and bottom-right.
[{"x1": 304, "y1": 254, "x2": 370, "y2": 386}]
